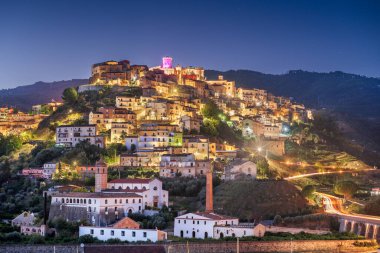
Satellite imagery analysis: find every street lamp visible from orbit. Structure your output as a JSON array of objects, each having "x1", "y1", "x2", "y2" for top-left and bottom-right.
[{"x1": 257, "y1": 147, "x2": 262, "y2": 152}]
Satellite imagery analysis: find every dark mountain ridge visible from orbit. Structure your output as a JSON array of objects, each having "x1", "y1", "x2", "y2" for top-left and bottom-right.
[
  {"x1": 205, "y1": 69, "x2": 380, "y2": 118},
  {"x1": 0, "y1": 79, "x2": 88, "y2": 110}
]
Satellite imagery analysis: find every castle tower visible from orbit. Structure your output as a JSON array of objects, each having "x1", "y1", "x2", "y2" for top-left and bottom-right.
[
  {"x1": 162, "y1": 56, "x2": 173, "y2": 69},
  {"x1": 95, "y1": 159, "x2": 108, "y2": 193},
  {"x1": 205, "y1": 170, "x2": 213, "y2": 213}
]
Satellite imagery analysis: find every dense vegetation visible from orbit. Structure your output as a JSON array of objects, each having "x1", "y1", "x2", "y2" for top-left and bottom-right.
[
  {"x1": 214, "y1": 179, "x2": 312, "y2": 220},
  {"x1": 273, "y1": 213, "x2": 340, "y2": 231}
]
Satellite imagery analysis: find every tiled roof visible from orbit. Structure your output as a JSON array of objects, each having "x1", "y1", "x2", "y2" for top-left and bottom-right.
[
  {"x1": 195, "y1": 212, "x2": 237, "y2": 220},
  {"x1": 108, "y1": 178, "x2": 153, "y2": 184},
  {"x1": 53, "y1": 192, "x2": 141, "y2": 198}
]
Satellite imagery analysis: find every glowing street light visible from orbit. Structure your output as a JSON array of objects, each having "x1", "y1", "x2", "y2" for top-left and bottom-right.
[{"x1": 257, "y1": 147, "x2": 262, "y2": 152}]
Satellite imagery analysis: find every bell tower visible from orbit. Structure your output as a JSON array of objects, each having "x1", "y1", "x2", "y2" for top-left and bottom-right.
[{"x1": 95, "y1": 159, "x2": 108, "y2": 192}]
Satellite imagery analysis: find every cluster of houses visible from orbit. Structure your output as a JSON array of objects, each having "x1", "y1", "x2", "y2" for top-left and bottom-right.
[
  {"x1": 50, "y1": 57, "x2": 312, "y2": 182},
  {"x1": 0, "y1": 107, "x2": 48, "y2": 135},
  {"x1": 14, "y1": 57, "x2": 315, "y2": 243}
]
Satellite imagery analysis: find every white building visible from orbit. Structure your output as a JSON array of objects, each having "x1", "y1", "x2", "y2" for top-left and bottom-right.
[
  {"x1": 42, "y1": 162, "x2": 57, "y2": 179},
  {"x1": 224, "y1": 159, "x2": 257, "y2": 180},
  {"x1": 160, "y1": 153, "x2": 211, "y2": 178},
  {"x1": 174, "y1": 212, "x2": 238, "y2": 239},
  {"x1": 50, "y1": 192, "x2": 143, "y2": 226},
  {"x1": 55, "y1": 125, "x2": 105, "y2": 148},
  {"x1": 106, "y1": 178, "x2": 168, "y2": 208},
  {"x1": 214, "y1": 223, "x2": 266, "y2": 239},
  {"x1": 79, "y1": 225, "x2": 167, "y2": 242},
  {"x1": 21, "y1": 224, "x2": 47, "y2": 237},
  {"x1": 12, "y1": 211, "x2": 36, "y2": 227}
]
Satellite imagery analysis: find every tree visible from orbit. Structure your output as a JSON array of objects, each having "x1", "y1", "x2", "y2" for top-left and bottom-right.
[
  {"x1": 333, "y1": 180, "x2": 358, "y2": 199},
  {"x1": 62, "y1": 87, "x2": 78, "y2": 104},
  {"x1": 201, "y1": 100, "x2": 222, "y2": 119},
  {"x1": 273, "y1": 215, "x2": 283, "y2": 225},
  {"x1": 302, "y1": 185, "x2": 316, "y2": 199},
  {"x1": 256, "y1": 158, "x2": 270, "y2": 178}
]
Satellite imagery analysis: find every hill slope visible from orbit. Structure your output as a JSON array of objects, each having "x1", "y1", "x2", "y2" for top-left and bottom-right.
[
  {"x1": 205, "y1": 69, "x2": 380, "y2": 118},
  {"x1": 0, "y1": 79, "x2": 88, "y2": 111}
]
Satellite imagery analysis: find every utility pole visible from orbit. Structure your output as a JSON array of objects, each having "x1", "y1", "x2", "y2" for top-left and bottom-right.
[{"x1": 290, "y1": 238, "x2": 293, "y2": 253}]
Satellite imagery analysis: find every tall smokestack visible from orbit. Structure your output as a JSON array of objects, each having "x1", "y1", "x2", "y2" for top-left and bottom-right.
[{"x1": 205, "y1": 170, "x2": 213, "y2": 213}]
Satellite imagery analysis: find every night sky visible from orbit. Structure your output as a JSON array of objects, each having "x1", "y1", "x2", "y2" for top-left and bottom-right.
[{"x1": 1, "y1": 0, "x2": 379, "y2": 88}]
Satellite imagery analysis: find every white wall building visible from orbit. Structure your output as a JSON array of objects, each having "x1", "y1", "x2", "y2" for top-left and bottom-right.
[
  {"x1": 174, "y1": 212, "x2": 239, "y2": 239},
  {"x1": 213, "y1": 224, "x2": 266, "y2": 239},
  {"x1": 224, "y1": 159, "x2": 257, "y2": 180},
  {"x1": 160, "y1": 154, "x2": 211, "y2": 178},
  {"x1": 50, "y1": 192, "x2": 143, "y2": 226},
  {"x1": 56, "y1": 125, "x2": 105, "y2": 148},
  {"x1": 42, "y1": 162, "x2": 57, "y2": 179},
  {"x1": 79, "y1": 225, "x2": 167, "y2": 242},
  {"x1": 106, "y1": 178, "x2": 168, "y2": 208}
]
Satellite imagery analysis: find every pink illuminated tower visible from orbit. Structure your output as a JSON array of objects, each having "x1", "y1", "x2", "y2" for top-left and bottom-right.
[{"x1": 162, "y1": 56, "x2": 173, "y2": 69}]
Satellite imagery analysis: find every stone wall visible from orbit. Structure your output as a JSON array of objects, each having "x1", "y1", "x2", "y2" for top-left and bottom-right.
[
  {"x1": 0, "y1": 240, "x2": 376, "y2": 253},
  {"x1": 163, "y1": 240, "x2": 376, "y2": 253},
  {"x1": 0, "y1": 245, "x2": 83, "y2": 253}
]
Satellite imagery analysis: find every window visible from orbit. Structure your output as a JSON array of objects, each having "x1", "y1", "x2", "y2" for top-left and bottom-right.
[
  {"x1": 100, "y1": 230, "x2": 104, "y2": 235},
  {"x1": 111, "y1": 230, "x2": 114, "y2": 236},
  {"x1": 121, "y1": 231, "x2": 125, "y2": 236},
  {"x1": 133, "y1": 199, "x2": 135, "y2": 203},
  {"x1": 90, "y1": 229, "x2": 94, "y2": 235},
  {"x1": 132, "y1": 231, "x2": 136, "y2": 237},
  {"x1": 178, "y1": 220, "x2": 180, "y2": 224},
  {"x1": 143, "y1": 232, "x2": 147, "y2": 238},
  {"x1": 126, "y1": 199, "x2": 128, "y2": 203},
  {"x1": 139, "y1": 199, "x2": 141, "y2": 203},
  {"x1": 105, "y1": 200, "x2": 108, "y2": 204}
]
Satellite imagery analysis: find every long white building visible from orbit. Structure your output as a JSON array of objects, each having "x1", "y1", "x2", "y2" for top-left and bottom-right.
[
  {"x1": 79, "y1": 226, "x2": 166, "y2": 242},
  {"x1": 55, "y1": 125, "x2": 105, "y2": 148},
  {"x1": 49, "y1": 160, "x2": 168, "y2": 226},
  {"x1": 50, "y1": 192, "x2": 143, "y2": 226}
]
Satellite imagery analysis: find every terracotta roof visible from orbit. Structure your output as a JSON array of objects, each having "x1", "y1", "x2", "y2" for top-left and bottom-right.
[
  {"x1": 95, "y1": 159, "x2": 107, "y2": 167},
  {"x1": 53, "y1": 192, "x2": 141, "y2": 198},
  {"x1": 108, "y1": 178, "x2": 153, "y2": 184},
  {"x1": 102, "y1": 188, "x2": 145, "y2": 193},
  {"x1": 177, "y1": 211, "x2": 237, "y2": 220},
  {"x1": 195, "y1": 212, "x2": 237, "y2": 220}
]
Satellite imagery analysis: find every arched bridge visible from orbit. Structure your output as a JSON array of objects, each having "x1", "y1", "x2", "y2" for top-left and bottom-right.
[{"x1": 321, "y1": 193, "x2": 380, "y2": 240}]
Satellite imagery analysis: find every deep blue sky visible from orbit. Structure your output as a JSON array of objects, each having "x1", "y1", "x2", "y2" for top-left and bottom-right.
[{"x1": 1, "y1": 0, "x2": 379, "y2": 88}]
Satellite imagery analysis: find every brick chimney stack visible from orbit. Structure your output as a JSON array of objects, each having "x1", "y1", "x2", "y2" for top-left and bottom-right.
[{"x1": 205, "y1": 170, "x2": 213, "y2": 213}]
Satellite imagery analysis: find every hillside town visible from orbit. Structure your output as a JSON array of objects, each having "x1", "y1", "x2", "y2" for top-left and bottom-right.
[{"x1": 1, "y1": 57, "x2": 379, "y2": 251}]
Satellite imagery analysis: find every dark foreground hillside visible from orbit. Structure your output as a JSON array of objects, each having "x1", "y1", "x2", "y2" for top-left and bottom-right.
[{"x1": 214, "y1": 179, "x2": 310, "y2": 220}]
